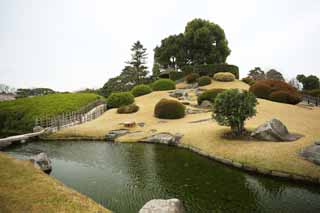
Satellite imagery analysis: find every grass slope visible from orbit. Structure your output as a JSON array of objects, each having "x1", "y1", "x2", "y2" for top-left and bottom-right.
[
  {"x1": 0, "y1": 93, "x2": 102, "y2": 136},
  {"x1": 0, "y1": 152, "x2": 111, "y2": 213}
]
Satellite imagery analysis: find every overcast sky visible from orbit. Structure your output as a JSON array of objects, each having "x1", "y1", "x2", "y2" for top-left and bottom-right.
[{"x1": 1, "y1": 0, "x2": 320, "y2": 91}]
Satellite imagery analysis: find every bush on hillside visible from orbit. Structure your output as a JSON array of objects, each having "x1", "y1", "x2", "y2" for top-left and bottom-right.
[
  {"x1": 117, "y1": 104, "x2": 139, "y2": 114},
  {"x1": 169, "y1": 71, "x2": 185, "y2": 81},
  {"x1": 269, "y1": 91, "x2": 302, "y2": 105},
  {"x1": 249, "y1": 80, "x2": 301, "y2": 104},
  {"x1": 242, "y1": 77, "x2": 256, "y2": 86},
  {"x1": 213, "y1": 89, "x2": 258, "y2": 136},
  {"x1": 154, "y1": 98, "x2": 185, "y2": 119},
  {"x1": 197, "y1": 89, "x2": 225, "y2": 105},
  {"x1": 197, "y1": 76, "x2": 212, "y2": 86},
  {"x1": 107, "y1": 92, "x2": 134, "y2": 108},
  {"x1": 185, "y1": 73, "x2": 200, "y2": 84},
  {"x1": 213, "y1": 72, "x2": 235, "y2": 82},
  {"x1": 182, "y1": 64, "x2": 239, "y2": 79},
  {"x1": 152, "y1": 79, "x2": 176, "y2": 91},
  {"x1": 131, "y1": 84, "x2": 152, "y2": 97}
]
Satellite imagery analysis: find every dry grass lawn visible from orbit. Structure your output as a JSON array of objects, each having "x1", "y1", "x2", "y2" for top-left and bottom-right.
[
  {"x1": 0, "y1": 152, "x2": 111, "y2": 213},
  {"x1": 52, "y1": 79, "x2": 320, "y2": 179}
]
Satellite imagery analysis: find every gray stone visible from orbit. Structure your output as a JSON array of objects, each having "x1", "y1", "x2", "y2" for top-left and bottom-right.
[
  {"x1": 315, "y1": 140, "x2": 320, "y2": 145},
  {"x1": 33, "y1": 126, "x2": 44, "y2": 133},
  {"x1": 139, "y1": 198, "x2": 185, "y2": 213},
  {"x1": 300, "y1": 144, "x2": 320, "y2": 166},
  {"x1": 251, "y1": 118, "x2": 303, "y2": 142},
  {"x1": 141, "y1": 133, "x2": 183, "y2": 145},
  {"x1": 105, "y1": 129, "x2": 130, "y2": 141},
  {"x1": 169, "y1": 89, "x2": 188, "y2": 99},
  {"x1": 30, "y1": 152, "x2": 52, "y2": 174},
  {"x1": 186, "y1": 108, "x2": 211, "y2": 114},
  {"x1": 199, "y1": 100, "x2": 213, "y2": 109},
  {"x1": 137, "y1": 122, "x2": 145, "y2": 127}
]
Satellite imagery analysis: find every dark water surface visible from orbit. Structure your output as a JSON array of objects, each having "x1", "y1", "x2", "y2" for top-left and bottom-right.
[{"x1": 4, "y1": 141, "x2": 320, "y2": 213}]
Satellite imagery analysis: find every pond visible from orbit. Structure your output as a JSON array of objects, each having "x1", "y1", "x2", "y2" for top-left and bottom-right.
[{"x1": 4, "y1": 141, "x2": 320, "y2": 213}]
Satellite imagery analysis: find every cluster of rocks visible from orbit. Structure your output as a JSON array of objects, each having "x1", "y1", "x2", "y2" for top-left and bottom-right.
[
  {"x1": 139, "y1": 198, "x2": 185, "y2": 213},
  {"x1": 251, "y1": 119, "x2": 303, "y2": 142},
  {"x1": 300, "y1": 140, "x2": 320, "y2": 166},
  {"x1": 168, "y1": 89, "x2": 189, "y2": 101},
  {"x1": 105, "y1": 129, "x2": 130, "y2": 141},
  {"x1": 141, "y1": 133, "x2": 183, "y2": 146},
  {"x1": 30, "y1": 152, "x2": 52, "y2": 174}
]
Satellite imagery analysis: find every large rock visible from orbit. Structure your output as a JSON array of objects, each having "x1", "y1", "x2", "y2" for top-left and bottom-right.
[
  {"x1": 141, "y1": 133, "x2": 183, "y2": 145},
  {"x1": 169, "y1": 89, "x2": 188, "y2": 99},
  {"x1": 199, "y1": 100, "x2": 213, "y2": 109},
  {"x1": 300, "y1": 143, "x2": 320, "y2": 165},
  {"x1": 105, "y1": 129, "x2": 130, "y2": 141},
  {"x1": 251, "y1": 118, "x2": 303, "y2": 142},
  {"x1": 139, "y1": 198, "x2": 185, "y2": 213},
  {"x1": 30, "y1": 152, "x2": 52, "y2": 174}
]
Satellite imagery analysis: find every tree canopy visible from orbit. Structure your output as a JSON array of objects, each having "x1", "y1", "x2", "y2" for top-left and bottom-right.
[
  {"x1": 154, "y1": 18, "x2": 231, "y2": 69},
  {"x1": 297, "y1": 74, "x2": 320, "y2": 90}
]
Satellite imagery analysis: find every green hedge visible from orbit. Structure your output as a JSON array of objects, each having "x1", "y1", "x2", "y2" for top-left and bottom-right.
[
  {"x1": 182, "y1": 64, "x2": 239, "y2": 79},
  {"x1": 117, "y1": 104, "x2": 139, "y2": 114},
  {"x1": 154, "y1": 98, "x2": 185, "y2": 119},
  {"x1": 107, "y1": 92, "x2": 134, "y2": 108},
  {"x1": 197, "y1": 76, "x2": 212, "y2": 86},
  {"x1": 185, "y1": 73, "x2": 200, "y2": 83},
  {"x1": 131, "y1": 84, "x2": 152, "y2": 97},
  {"x1": 152, "y1": 79, "x2": 176, "y2": 91},
  {"x1": 169, "y1": 71, "x2": 185, "y2": 81},
  {"x1": 197, "y1": 89, "x2": 225, "y2": 105}
]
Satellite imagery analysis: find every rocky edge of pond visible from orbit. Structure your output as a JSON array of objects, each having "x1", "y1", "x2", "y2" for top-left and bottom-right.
[
  {"x1": 139, "y1": 198, "x2": 185, "y2": 213},
  {"x1": 30, "y1": 152, "x2": 52, "y2": 174},
  {"x1": 300, "y1": 140, "x2": 320, "y2": 166}
]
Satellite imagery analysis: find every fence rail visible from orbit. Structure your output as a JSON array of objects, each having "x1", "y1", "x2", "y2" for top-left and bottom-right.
[
  {"x1": 35, "y1": 99, "x2": 107, "y2": 132},
  {"x1": 303, "y1": 95, "x2": 319, "y2": 106}
]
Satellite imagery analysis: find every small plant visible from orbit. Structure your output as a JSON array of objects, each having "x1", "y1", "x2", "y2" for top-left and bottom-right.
[
  {"x1": 241, "y1": 77, "x2": 256, "y2": 85},
  {"x1": 269, "y1": 91, "x2": 301, "y2": 105},
  {"x1": 107, "y1": 92, "x2": 134, "y2": 108},
  {"x1": 197, "y1": 89, "x2": 225, "y2": 105},
  {"x1": 154, "y1": 98, "x2": 186, "y2": 119},
  {"x1": 152, "y1": 79, "x2": 176, "y2": 91},
  {"x1": 213, "y1": 89, "x2": 258, "y2": 136},
  {"x1": 131, "y1": 84, "x2": 152, "y2": 97},
  {"x1": 197, "y1": 76, "x2": 212, "y2": 86},
  {"x1": 213, "y1": 72, "x2": 235, "y2": 82},
  {"x1": 185, "y1": 73, "x2": 200, "y2": 84},
  {"x1": 117, "y1": 104, "x2": 139, "y2": 114}
]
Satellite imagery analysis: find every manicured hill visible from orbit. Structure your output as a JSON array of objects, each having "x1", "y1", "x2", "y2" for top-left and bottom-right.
[{"x1": 0, "y1": 93, "x2": 102, "y2": 136}]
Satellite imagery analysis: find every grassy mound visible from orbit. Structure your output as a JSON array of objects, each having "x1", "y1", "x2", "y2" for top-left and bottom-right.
[{"x1": 0, "y1": 93, "x2": 101, "y2": 136}]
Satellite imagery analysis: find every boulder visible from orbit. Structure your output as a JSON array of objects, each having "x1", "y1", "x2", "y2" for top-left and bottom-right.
[
  {"x1": 300, "y1": 144, "x2": 320, "y2": 165},
  {"x1": 199, "y1": 100, "x2": 213, "y2": 109},
  {"x1": 105, "y1": 129, "x2": 130, "y2": 141},
  {"x1": 139, "y1": 198, "x2": 185, "y2": 213},
  {"x1": 30, "y1": 152, "x2": 52, "y2": 174},
  {"x1": 251, "y1": 118, "x2": 303, "y2": 142},
  {"x1": 33, "y1": 126, "x2": 44, "y2": 133},
  {"x1": 141, "y1": 133, "x2": 183, "y2": 145},
  {"x1": 315, "y1": 140, "x2": 320, "y2": 145},
  {"x1": 169, "y1": 89, "x2": 188, "y2": 99}
]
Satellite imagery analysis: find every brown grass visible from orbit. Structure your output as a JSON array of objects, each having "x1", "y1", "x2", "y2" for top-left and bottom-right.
[
  {"x1": 0, "y1": 152, "x2": 111, "y2": 213},
  {"x1": 52, "y1": 80, "x2": 320, "y2": 179}
]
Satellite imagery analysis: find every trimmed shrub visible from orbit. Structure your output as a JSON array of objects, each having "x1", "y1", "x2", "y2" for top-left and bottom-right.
[
  {"x1": 269, "y1": 91, "x2": 302, "y2": 105},
  {"x1": 197, "y1": 89, "x2": 225, "y2": 105},
  {"x1": 131, "y1": 84, "x2": 152, "y2": 97},
  {"x1": 197, "y1": 76, "x2": 212, "y2": 86},
  {"x1": 152, "y1": 79, "x2": 176, "y2": 91},
  {"x1": 185, "y1": 73, "x2": 200, "y2": 84},
  {"x1": 107, "y1": 92, "x2": 134, "y2": 108},
  {"x1": 182, "y1": 64, "x2": 239, "y2": 79},
  {"x1": 213, "y1": 89, "x2": 257, "y2": 136},
  {"x1": 169, "y1": 71, "x2": 185, "y2": 81},
  {"x1": 154, "y1": 98, "x2": 186, "y2": 119},
  {"x1": 249, "y1": 83, "x2": 272, "y2": 99},
  {"x1": 242, "y1": 77, "x2": 256, "y2": 85},
  {"x1": 117, "y1": 104, "x2": 139, "y2": 114},
  {"x1": 249, "y1": 80, "x2": 301, "y2": 104},
  {"x1": 213, "y1": 72, "x2": 235, "y2": 82}
]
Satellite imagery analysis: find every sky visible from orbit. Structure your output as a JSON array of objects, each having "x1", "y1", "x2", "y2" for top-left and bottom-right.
[{"x1": 0, "y1": 0, "x2": 320, "y2": 91}]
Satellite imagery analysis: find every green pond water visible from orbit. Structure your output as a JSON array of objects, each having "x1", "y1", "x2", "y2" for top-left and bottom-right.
[{"x1": 4, "y1": 141, "x2": 320, "y2": 213}]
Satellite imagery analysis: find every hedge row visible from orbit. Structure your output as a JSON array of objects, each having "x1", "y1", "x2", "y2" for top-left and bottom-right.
[{"x1": 182, "y1": 64, "x2": 239, "y2": 79}]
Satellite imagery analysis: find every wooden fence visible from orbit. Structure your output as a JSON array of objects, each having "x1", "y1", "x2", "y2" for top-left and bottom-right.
[
  {"x1": 34, "y1": 99, "x2": 107, "y2": 131},
  {"x1": 303, "y1": 95, "x2": 319, "y2": 106}
]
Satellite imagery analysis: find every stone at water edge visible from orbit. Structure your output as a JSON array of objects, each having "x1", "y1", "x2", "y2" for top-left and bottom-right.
[
  {"x1": 251, "y1": 118, "x2": 303, "y2": 142},
  {"x1": 300, "y1": 144, "x2": 320, "y2": 166},
  {"x1": 141, "y1": 133, "x2": 183, "y2": 145},
  {"x1": 139, "y1": 198, "x2": 185, "y2": 213},
  {"x1": 30, "y1": 152, "x2": 52, "y2": 174},
  {"x1": 105, "y1": 129, "x2": 130, "y2": 141}
]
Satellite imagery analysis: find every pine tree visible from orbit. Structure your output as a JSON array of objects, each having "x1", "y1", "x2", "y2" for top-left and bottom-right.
[{"x1": 126, "y1": 41, "x2": 148, "y2": 83}]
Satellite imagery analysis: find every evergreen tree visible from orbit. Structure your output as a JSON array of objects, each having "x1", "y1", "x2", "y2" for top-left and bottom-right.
[{"x1": 126, "y1": 41, "x2": 148, "y2": 83}]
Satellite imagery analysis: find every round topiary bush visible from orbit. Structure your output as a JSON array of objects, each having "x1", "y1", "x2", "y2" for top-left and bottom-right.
[
  {"x1": 152, "y1": 79, "x2": 176, "y2": 91},
  {"x1": 185, "y1": 73, "x2": 200, "y2": 84},
  {"x1": 107, "y1": 92, "x2": 134, "y2": 108},
  {"x1": 213, "y1": 72, "x2": 235, "y2": 82},
  {"x1": 117, "y1": 103, "x2": 139, "y2": 114},
  {"x1": 197, "y1": 89, "x2": 225, "y2": 105},
  {"x1": 242, "y1": 77, "x2": 256, "y2": 85},
  {"x1": 269, "y1": 91, "x2": 301, "y2": 105},
  {"x1": 154, "y1": 98, "x2": 186, "y2": 119},
  {"x1": 249, "y1": 83, "x2": 273, "y2": 99},
  {"x1": 131, "y1": 84, "x2": 152, "y2": 97},
  {"x1": 197, "y1": 76, "x2": 212, "y2": 86}
]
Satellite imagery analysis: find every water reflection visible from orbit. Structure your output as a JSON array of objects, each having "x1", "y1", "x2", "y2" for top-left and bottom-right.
[{"x1": 4, "y1": 141, "x2": 320, "y2": 213}]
